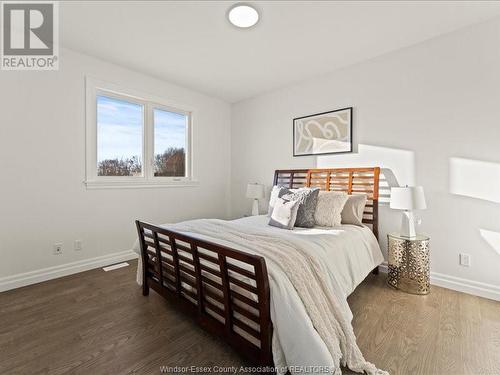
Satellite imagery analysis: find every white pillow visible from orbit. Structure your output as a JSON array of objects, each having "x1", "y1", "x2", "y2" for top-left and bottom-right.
[
  {"x1": 268, "y1": 185, "x2": 289, "y2": 216},
  {"x1": 341, "y1": 194, "x2": 368, "y2": 226},
  {"x1": 268, "y1": 197, "x2": 300, "y2": 230},
  {"x1": 267, "y1": 185, "x2": 297, "y2": 217},
  {"x1": 314, "y1": 191, "x2": 349, "y2": 227}
]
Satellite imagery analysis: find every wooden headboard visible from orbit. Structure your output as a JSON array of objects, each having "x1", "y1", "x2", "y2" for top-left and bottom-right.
[{"x1": 273, "y1": 167, "x2": 380, "y2": 238}]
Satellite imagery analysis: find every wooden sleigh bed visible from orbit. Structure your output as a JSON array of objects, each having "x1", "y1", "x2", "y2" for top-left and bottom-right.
[{"x1": 135, "y1": 167, "x2": 381, "y2": 367}]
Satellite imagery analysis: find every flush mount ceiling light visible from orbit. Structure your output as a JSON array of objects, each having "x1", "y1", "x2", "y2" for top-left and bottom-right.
[{"x1": 228, "y1": 3, "x2": 259, "y2": 28}]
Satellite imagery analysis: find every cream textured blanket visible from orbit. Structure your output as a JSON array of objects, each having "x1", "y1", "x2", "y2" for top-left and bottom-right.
[{"x1": 164, "y1": 219, "x2": 388, "y2": 375}]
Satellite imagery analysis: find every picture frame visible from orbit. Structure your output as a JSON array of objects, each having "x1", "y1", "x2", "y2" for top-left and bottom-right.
[{"x1": 293, "y1": 107, "x2": 353, "y2": 156}]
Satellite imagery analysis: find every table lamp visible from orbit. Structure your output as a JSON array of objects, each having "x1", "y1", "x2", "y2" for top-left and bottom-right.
[
  {"x1": 246, "y1": 183, "x2": 264, "y2": 216},
  {"x1": 390, "y1": 186, "x2": 427, "y2": 238}
]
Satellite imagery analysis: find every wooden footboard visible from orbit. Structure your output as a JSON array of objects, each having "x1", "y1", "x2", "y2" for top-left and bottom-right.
[{"x1": 135, "y1": 221, "x2": 273, "y2": 367}]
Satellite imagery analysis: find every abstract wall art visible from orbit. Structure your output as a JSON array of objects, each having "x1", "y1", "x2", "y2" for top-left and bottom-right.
[{"x1": 293, "y1": 107, "x2": 352, "y2": 156}]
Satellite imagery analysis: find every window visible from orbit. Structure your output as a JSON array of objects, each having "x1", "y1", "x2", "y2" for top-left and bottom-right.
[
  {"x1": 153, "y1": 108, "x2": 188, "y2": 177},
  {"x1": 86, "y1": 78, "x2": 194, "y2": 188},
  {"x1": 97, "y1": 96, "x2": 144, "y2": 177}
]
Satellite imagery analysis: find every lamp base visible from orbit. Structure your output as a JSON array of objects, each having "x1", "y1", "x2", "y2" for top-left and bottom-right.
[
  {"x1": 400, "y1": 210, "x2": 417, "y2": 238},
  {"x1": 251, "y1": 199, "x2": 259, "y2": 216}
]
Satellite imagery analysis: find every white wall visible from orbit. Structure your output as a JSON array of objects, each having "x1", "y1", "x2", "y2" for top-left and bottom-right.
[
  {"x1": 0, "y1": 48, "x2": 231, "y2": 282},
  {"x1": 2, "y1": 19, "x2": 500, "y2": 298},
  {"x1": 231, "y1": 19, "x2": 500, "y2": 293}
]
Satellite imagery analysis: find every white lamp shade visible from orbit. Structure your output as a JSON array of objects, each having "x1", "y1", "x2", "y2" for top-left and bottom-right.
[
  {"x1": 246, "y1": 183, "x2": 264, "y2": 199},
  {"x1": 390, "y1": 186, "x2": 427, "y2": 210}
]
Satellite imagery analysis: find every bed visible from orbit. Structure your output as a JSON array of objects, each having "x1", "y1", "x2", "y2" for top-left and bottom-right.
[{"x1": 134, "y1": 168, "x2": 386, "y2": 374}]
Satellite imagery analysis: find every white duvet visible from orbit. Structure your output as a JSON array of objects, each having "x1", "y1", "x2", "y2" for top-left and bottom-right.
[{"x1": 133, "y1": 215, "x2": 385, "y2": 375}]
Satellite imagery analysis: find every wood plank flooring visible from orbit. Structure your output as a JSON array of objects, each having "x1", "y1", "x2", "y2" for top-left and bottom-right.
[{"x1": 1, "y1": 260, "x2": 499, "y2": 375}]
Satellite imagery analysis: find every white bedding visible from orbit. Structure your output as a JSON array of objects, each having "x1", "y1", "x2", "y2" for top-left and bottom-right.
[
  {"x1": 133, "y1": 215, "x2": 385, "y2": 375},
  {"x1": 232, "y1": 216, "x2": 383, "y2": 298}
]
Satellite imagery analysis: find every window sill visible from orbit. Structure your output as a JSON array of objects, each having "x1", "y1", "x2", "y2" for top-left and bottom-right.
[{"x1": 84, "y1": 179, "x2": 200, "y2": 190}]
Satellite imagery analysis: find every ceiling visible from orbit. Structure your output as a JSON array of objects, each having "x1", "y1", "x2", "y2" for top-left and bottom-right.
[{"x1": 61, "y1": 1, "x2": 500, "y2": 103}]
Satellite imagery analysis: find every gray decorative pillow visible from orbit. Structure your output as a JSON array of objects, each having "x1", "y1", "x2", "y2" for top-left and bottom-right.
[
  {"x1": 341, "y1": 194, "x2": 368, "y2": 226},
  {"x1": 281, "y1": 187, "x2": 320, "y2": 228},
  {"x1": 268, "y1": 197, "x2": 300, "y2": 230}
]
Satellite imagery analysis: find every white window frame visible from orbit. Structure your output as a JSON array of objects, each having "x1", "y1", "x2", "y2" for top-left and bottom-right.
[{"x1": 85, "y1": 77, "x2": 196, "y2": 189}]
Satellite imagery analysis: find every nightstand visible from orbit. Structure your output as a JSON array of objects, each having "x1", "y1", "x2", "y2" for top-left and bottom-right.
[{"x1": 387, "y1": 233, "x2": 430, "y2": 295}]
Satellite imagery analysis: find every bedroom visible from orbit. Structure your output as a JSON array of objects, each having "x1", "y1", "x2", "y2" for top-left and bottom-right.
[{"x1": 1, "y1": 1, "x2": 499, "y2": 374}]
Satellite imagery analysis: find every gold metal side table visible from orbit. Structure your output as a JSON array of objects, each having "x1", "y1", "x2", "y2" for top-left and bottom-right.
[{"x1": 387, "y1": 233, "x2": 430, "y2": 295}]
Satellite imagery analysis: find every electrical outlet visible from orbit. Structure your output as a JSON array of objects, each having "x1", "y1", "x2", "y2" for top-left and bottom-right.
[
  {"x1": 74, "y1": 240, "x2": 83, "y2": 251},
  {"x1": 459, "y1": 253, "x2": 471, "y2": 267},
  {"x1": 53, "y1": 243, "x2": 63, "y2": 255}
]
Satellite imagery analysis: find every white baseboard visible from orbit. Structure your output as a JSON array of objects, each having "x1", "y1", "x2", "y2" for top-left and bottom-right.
[
  {"x1": 3, "y1": 254, "x2": 498, "y2": 302},
  {"x1": 379, "y1": 262, "x2": 500, "y2": 301},
  {"x1": 0, "y1": 250, "x2": 138, "y2": 293}
]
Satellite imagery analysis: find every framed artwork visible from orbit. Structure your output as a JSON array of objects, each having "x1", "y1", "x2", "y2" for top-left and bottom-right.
[{"x1": 293, "y1": 107, "x2": 353, "y2": 156}]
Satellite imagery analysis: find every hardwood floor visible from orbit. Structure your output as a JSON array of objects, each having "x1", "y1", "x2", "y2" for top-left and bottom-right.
[{"x1": 1, "y1": 260, "x2": 499, "y2": 375}]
